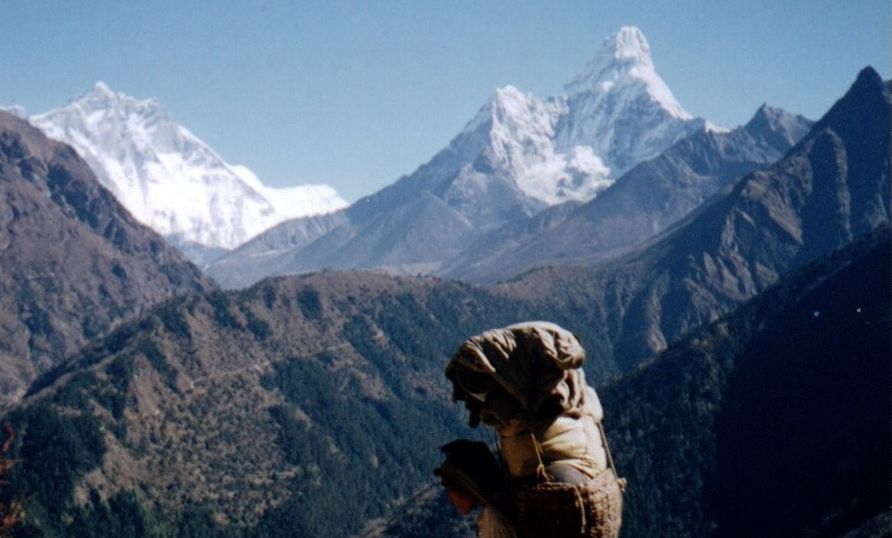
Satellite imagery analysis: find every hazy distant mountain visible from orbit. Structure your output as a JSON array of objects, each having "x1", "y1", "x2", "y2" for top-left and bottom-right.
[
  {"x1": 442, "y1": 103, "x2": 813, "y2": 283},
  {"x1": 499, "y1": 67, "x2": 890, "y2": 369},
  {"x1": 209, "y1": 26, "x2": 709, "y2": 285},
  {"x1": 29, "y1": 83, "x2": 347, "y2": 262},
  {"x1": 207, "y1": 210, "x2": 349, "y2": 288},
  {"x1": 0, "y1": 110, "x2": 212, "y2": 408}
]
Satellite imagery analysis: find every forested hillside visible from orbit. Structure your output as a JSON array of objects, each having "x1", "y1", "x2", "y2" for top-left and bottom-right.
[
  {"x1": 0, "y1": 271, "x2": 618, "y2": 537},
  {"x1": 364, "y1": 226, "x2": 891, "y2": 538}
]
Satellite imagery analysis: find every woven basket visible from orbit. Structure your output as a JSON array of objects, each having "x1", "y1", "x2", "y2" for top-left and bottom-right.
[{"x1": 512, "y1": 470, "x2": 623, "y2": 538}]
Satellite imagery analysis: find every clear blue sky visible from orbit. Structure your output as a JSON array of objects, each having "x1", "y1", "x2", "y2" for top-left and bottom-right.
[{"x1": 3, "y1": 0, "x2": 889, "y2": 201}]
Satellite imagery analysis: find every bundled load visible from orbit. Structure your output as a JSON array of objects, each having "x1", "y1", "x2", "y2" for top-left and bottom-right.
[{"x1": 442, "y1": 321, "x2": 624, "y2": 538}]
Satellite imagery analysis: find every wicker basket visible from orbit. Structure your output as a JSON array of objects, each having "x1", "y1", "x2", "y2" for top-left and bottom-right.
[{"x1": 511, "y1": 470, "x2": 623, "y2": 538}]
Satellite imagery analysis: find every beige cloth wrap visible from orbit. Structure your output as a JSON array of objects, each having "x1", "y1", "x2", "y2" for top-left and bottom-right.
[
  {"x1": 445, "y1": 322, "x2": 607, "y2": 480},
  {"x1": 499, "y1": 388, "x2": 607, "y2": 480}
]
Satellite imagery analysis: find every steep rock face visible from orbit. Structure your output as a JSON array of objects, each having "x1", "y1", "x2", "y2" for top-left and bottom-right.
[
  {"x1": 210, "y1": 26, "x2": 707, "y2": 286},
  {"x1": 443, "y1": 104, "x2": 812, "y2": 283},
  {"x1": 0, "y1": 111, "x2": 212, "y2": 407},
  {"x1": 30, "y1": 83, "x2": 347, "y2": 257},
  {"x1": 499, "y1": 67, "x2": 890, "y2": 369},
  {"x1": 635, "y1": 67, "x2": 890, "y2": 358}
]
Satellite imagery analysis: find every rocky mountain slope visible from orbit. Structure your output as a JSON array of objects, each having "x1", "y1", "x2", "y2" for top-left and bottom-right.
[
  {"x1": 498, "y1": 67, "x2": 890, "y2": 369},
  {"x1": 442, "y1": 103, "x2": 812, "y2": 283},
  {"x1": 362, "y1": 224, "x2": 892, "y2": 538},
  {"x1": 606, "y1": 225, "x2": 891, "y2": 538},
  {"x1": 0, "y1": 111, "x2": 213, "y2": 408},
  {"x1": 30, "y1": 83, "x2": 347, "y2": 263},
  {"x1": 0, "y1": 266, "x2": 622, "y2": 537},
  {"x1": 207, "y1": 26, "x2": 709, "y2": 284}
]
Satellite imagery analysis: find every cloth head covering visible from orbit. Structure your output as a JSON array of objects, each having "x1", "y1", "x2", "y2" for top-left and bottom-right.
[{"x1": 445, "y1": 322, "x2": 591, "y2": 429}]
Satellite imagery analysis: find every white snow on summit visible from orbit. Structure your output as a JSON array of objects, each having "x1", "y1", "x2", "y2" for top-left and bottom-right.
[
  {"x1": 553, "y1": 26, "x2": 706, "y2": 177},
  {"x1": 30, "y1": 82, "x2": 347, "y2": 252},
  {"x1": 479, "y1": 86, "x2": 612, "y2": 205},
  {"x1": 447, "y1": 26, "x2": 704, "y2": 206},
  {"x1": 465, "y1": 86, "x2": 611, "y2": 205},
  {"x1": 564, "y1": 26, "x2": 690, "y2": 119},
  {"x1": 230, "y1": 165, "x2": 345, "y2": 220}
]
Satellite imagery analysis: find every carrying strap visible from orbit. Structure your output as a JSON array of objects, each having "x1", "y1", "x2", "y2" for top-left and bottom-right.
[
  {"x1": 596, "y1": 421, "x2": 627, "y2": 493},
  {"x1": 530, "y1": 432, "x2": 554, "y2": 484}
]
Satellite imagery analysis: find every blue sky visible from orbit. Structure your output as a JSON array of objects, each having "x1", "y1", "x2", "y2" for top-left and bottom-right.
[{"x1": 3, "y1": 0, "x2": 889, "y2": 201}]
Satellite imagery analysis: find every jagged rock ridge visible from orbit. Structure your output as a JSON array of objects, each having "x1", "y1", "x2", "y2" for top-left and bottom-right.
[
  {"x1": 498, "y1": 67, "x2": 890, "y2": 368},
  {"x1": 441, "y1": 102, "x2": 813, "y2": 283}
]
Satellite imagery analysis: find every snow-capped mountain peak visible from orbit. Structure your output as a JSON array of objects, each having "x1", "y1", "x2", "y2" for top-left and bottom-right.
[
  {"x1": 30, "y1": 83, "x2": 347, "y2": 256},
  {"x1": 444, "y1": 26, "x2": 708, "y2": 207},
  {"x1": 555, "y1": 26, "x2": 704, "y2": 175},
  {"x1": 564, "y1": 26, "x2": 691, "y2": 120},
  {"x1": 593, "y1": 25, "x2": 653, "y2": 67},
  {"x1": 463, "y1": 85, "x2": 554, "y2": 134},
  {"x1": 450, "y1": 85, "x2": 610, "y2": 206},
  {"x1": 85, "y1": 80, "x2": 117, "y2": 102}
]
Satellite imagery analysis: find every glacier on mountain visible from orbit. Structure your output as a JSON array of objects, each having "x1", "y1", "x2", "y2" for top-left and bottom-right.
[{"x1": 29, "y1": 82, "x2": 347, "y2": 252}]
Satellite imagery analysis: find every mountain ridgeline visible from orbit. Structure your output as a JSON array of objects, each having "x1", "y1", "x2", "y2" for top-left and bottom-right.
[
  {"x1": 498, "y1": 67, "x2": 890, "y2": 369},
  {"x1": 29, "y1": 83, "x2": 348, "y2": 262},
  {"x1": 608, "y1": 225, "x2": 892, "y2": 537},
  {"x1": 0, "y1": 111, "x2": 212, "y2": 409},
  {"x1": 442, "y1": 103, "x2": 812, "y2": 283}
]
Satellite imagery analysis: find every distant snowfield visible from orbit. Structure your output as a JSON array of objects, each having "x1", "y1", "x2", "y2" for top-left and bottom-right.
[{"x1": 28, "y1": 82, "x2": 347, "y2": 252}]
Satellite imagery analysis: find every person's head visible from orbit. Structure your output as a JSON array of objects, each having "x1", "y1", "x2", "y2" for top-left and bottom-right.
[{"x1": 434, "y1": 439, "x2": 506, "y2": 515}]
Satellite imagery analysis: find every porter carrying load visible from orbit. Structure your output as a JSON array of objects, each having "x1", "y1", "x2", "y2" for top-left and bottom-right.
[{"x1": 443, "y1": 321, "x2": 625, "y2": 538}]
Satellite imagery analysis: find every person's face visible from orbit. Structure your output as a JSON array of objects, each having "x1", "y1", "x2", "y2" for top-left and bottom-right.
[{"x1": 446, "y1": 486, "x2": 478, "y2": 515}]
